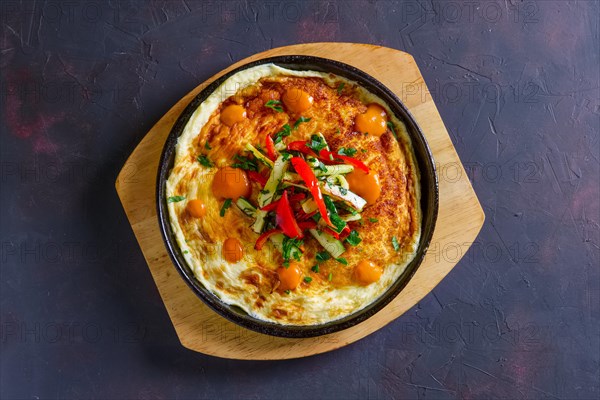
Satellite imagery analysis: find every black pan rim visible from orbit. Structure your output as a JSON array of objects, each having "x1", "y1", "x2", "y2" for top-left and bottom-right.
[{"x1": 156, "y1": 55, "x2": 439, "y2": 338}]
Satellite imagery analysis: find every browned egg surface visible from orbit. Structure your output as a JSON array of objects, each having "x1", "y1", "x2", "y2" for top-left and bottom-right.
[{"x1": 170, "y1": 73, "x2": 419, "y2": 323}]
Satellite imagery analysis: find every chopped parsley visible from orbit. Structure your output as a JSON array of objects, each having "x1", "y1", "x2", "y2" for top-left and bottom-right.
[
  {"x1": 204, "y1": 141, "x2": 212, "y2": 150},
  {"x1": 328, "y1": 272, "x2": 333, "y2": 281},
  {"x1": 339, "y1": 187, "x2": 348, "y2": 195},
  {"x1": 167, "y1": 196, "x2": 186, "y2": 203},
  {"x1": 273, "y1": 124, "x2": 291, "y2": 144},
  {"x1": 311, "y1": 265, "x2": 320, "y2": 273},
  {"x1": 345, "y1": 230, "x2": 362, "y2": 246},
  {"x1": 337, "y1": 82, "x2": 345, "y2": 94},
  {"x1": 387, "y1": 121, "x2": 398, "y2": 139},
  {"x1": 368, "y1": 217, "x2": 379, "y2": 223},
  {"x1": 265, "y1": 99, "x2": 283, "y2": 113},
  {"x1": 232, "y1": 154, "x2": 258, "y2": 171},
  {"x1": 282, "y1": 236, "x2": 303, "y2": 262},
  {"x1": 338, "y1": 147, "x2": 357, "y2": 157},
  {"x1": 197, "y1": 154, "x2": 213, "y2": 167},
  {"x1": 336, "y1": 257, "x2": 348, "y2": 265},
  {"x1": 392, "y1": 236, "x2": 400, "y2": 252},
  {"x1": 304, "y1": 276, "x2": 313, "y2": 283},
  {"x1": 323, "y1": 195, "x2": 337, "y2": 214},
  {"x1": 284, "y1": 289, "x2": 291, "y2": 294},
  {"x1": 183, "y1": 250, "x2": 189, "y2": 254},
  {"x1": 306, "y1": 134, "x2": 328, "y2": 153},
  {"x1": 330, "y1": 213, "x2": 347, "y2": 234},
  {"x1": 337, "y1": 202, "x2": 358, "y2": 215},
  {"x1": 280, "y1": 151, "x2": 292, "y2": 161},
  {"x1": 316, "y1": 251, "x2": 331, "y2": 262},
  {"x1": 314, "y1": 160, "x2": 328, "y2": 173},
  {"x1": 220, "y1": 199, "x2": 232, "y2": 216},
  {"x1": 293, "y1": 116, "x2": 311, "y2": 129}
]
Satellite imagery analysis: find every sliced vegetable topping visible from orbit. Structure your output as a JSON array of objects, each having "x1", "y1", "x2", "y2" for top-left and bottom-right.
[
  {"x1": 265, "y1": 99, "x2": 283, "y2": 113},
  {"x1": 220, "y1": 115, "x2": 385, "y2": 285},
  {"x1": 275, "y1": 190, "x2": 303, "y2": 239},
  {"x1": 290, "y1": 156, "x2": 333, "y2": 228},
  {"x1": 265, "y1": 134, "x2": 277, "y2": 161}
]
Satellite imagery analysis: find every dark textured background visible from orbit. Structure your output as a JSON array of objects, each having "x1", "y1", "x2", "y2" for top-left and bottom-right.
[{"x1": 1, "y1": 1, "x2": 599, "y2": 399}]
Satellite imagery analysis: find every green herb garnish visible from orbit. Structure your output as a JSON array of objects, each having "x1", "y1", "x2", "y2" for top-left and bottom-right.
[
  {"x1": 337, "y1": 82, "x2": 345, "y2": 94},
  {"x1": 323, "y1": 195, "x2": 337, "y2": 214},
  {"x1": 273, "y1": 124, "x2": 291, "y2": 144},
  {"x1": 315, "y1": 160, "x2": 328, "y2": 173},
  {"x1": 330, "y1": 213, "x2": 347, "y2": 234},
  {"x1": 339, "y1": 187, "x2": 348, "y2": 195},
  {"x1": 304, "y1": 276, "x2": 313, "y2": 283},
  {"x1": 232, "y1": 154, "x2": 258, "y2": 171},
  {"x1": 387, "y1": 121, "x2": 398, "y2": 139},
  {"x1": 392, "y1": 236, "x2": 400, "y2": 251},
  {"x1": 167, "y1": 196, "x2": 186, "y2": 203},
  {"x1": 285, "y1": 289, "x2": 291, "y2": 294},
  {"x1": 311, "y1": 265, "x2": 320, "y2": 273},
  {"x1": 204, "y1": 141, "x2": 212, "y2": 150},
  {"x1": 293, "y1": 116, "x2": 311, "y2": 129},
  {"x1": 369, "y1": 217, "x2": 379, "y2": 223},
  {"x1": 197, "y1": 154, "x2": 213, "y2": 167},
  {"x1": 282, "y1": 236, "x2": 303, "y2": 262},
  {"x1": 306, "y1": 134, "x2": 328, "y2": 153},
  {"x1": 338, "y1": 147, "x2": 357, "y2": 157},
  {"x1": 265, "y1": 100, "x2": 283, "y2": 113},
  {"x1": 345, "y1": 230, "x2": 362, "y2": 246},
  {"x1": 220, "y1": 199, "x2": 232, "y2": 216},
  {"x1": 336, "y1": 257, "x2": 348, "y2": 265},
  {"x1": 316, "y1": 251, "x2": 331, "y2": 262}
]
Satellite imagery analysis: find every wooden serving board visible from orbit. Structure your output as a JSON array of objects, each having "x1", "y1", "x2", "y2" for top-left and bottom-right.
[{"x1": 115, "y1": 43, "x2": 484, "y2": 360}]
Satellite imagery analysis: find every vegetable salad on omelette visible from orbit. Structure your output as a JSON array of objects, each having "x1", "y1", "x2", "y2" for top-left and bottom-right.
[{"x1": 166, "y1": 64, "x2": 421, "y2": 325}]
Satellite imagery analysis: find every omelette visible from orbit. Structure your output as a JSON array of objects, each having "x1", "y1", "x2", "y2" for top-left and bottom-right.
[{"x1": 165, "y1": 64, "x2": 421, "y2": 325}]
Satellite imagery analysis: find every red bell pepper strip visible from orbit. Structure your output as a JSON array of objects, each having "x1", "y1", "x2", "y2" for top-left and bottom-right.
[
  {"x1": 287, "y1": 141, "x2": 317, "y2": 157},
  {"x1": 300, "y1": 210, "x2": 317, "y2": 221},
  {"x1": 260, "y1": 193, "x2": 305, "y2": 212},
  {"x1": 275, "y1": 190, "x2": 304, "y2": 238},
  {"x1": 247, "y1": 170, "x2": 268, "y2": 186},
  {"x1": 290, "y1": 157, "x2": 333, "y2": 228},
  {"x1": 323, "y1": 227, "x2": 341, "y2": 239},
  {"x1": 260, "y1": 199, "x2": 280, "y2": 212},
  {"x1": 319, "y1": 150, "x2": 370, "y2": 173},
  {"x1": 339, "y1": 226, "x2": 351, "y2": 239},
  {"x1": 297, "y1": 221, "x2": 317, "y2": 230},
  {"x1": 254, "y1": 229, "x2": 282, "y2": 250},
  {"x1": 265, "y1": 135, "x2": 277, "y2": 161},
  {"x1": 288, "y1": 192, "x2": 306, "y2": 203}
]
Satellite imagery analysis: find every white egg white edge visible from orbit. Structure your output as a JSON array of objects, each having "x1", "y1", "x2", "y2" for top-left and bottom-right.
[{"x1": 165, "y1": 64, "x2": 422, "y2": 325}]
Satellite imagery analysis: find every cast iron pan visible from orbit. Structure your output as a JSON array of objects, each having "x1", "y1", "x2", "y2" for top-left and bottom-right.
[{"x1": 157, "y1": 56, "x2": 439, "y2": 338}]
